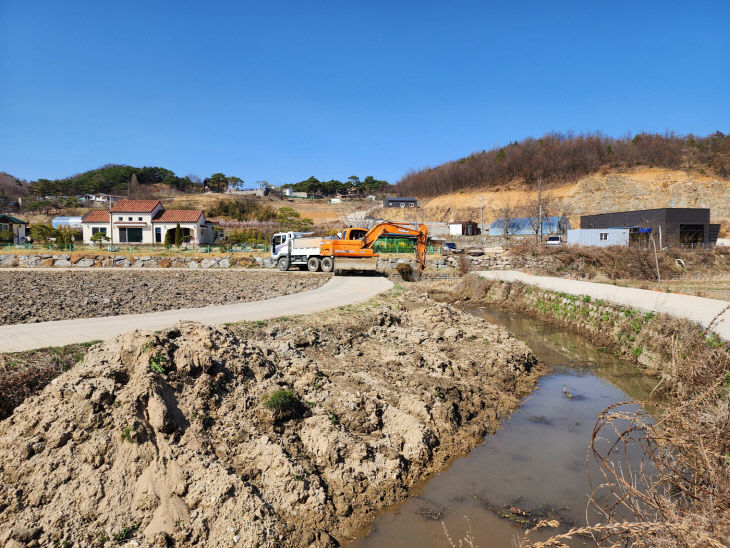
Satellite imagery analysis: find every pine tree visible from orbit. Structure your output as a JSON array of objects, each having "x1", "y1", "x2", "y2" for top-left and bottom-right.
[{"x1": 174, "y1": 223, "x2": 182, "y2": 246}]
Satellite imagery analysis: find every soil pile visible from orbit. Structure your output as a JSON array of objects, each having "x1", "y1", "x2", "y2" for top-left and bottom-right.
[
  {"x1": 0, "y1": 291, "x2": 539, "y2": 547},
  {"x1": 0, "y1": 270, "x2": 328, "y2": 325}
]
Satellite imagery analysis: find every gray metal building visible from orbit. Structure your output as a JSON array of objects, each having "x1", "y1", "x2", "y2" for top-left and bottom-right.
[
  {"x1": 580, "y1": 208, "x2": 719, "y2": 247},
  {"x1": 567, "y1": 228, "x2": 629, "y2": 247}
]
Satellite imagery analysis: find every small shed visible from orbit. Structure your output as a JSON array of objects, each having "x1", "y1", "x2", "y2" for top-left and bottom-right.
[
  {"x1": 567, "y1": 228, "x2": 629, "y2": 247},
  {"x1": 383, "y1": 197, "x2": 418, "y2": 208},
  {"x1": 448, "y1": 220, "x2": 480, "y2": 236},
  {"x1": 0, "y1": 214, "x2": 28, "y2": 244}
]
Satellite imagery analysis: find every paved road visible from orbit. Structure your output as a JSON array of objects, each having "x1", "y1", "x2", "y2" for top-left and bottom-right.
[
  {"x1": 0, "y1": 275, "x2": 393, "y2": 353},
  {"x1": 476, "y1": 270, "x2": 730, "y2": 341}
]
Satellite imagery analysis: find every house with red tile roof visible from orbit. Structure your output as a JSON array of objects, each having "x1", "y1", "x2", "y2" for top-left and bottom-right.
[{"x1": 81, "y1": 199, "x2": 217, "y2": 245}]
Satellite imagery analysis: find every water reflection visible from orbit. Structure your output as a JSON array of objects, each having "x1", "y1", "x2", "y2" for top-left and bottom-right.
[{"x1": 348, "y1": 306, "x2": 657, "y2": 547}]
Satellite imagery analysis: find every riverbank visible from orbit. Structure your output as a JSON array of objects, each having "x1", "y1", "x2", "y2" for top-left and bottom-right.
[
  {"x1": 0, "y1": 288, "x2": 541, "y2": 547},
  {"x1": 426, "y1": 275, "x2": 730, "y2": 547},
  {"x1": 476, "y1": 270, "x2": 730, "y2": 341}
]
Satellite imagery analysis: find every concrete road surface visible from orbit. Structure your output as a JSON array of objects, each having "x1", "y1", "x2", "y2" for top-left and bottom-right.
[
  {"x1": 0, "y1": 275, "x2": 393, "y2": 353},
  {"x1": 476, "y1": 270, "x2": 730, "y2": 341}
]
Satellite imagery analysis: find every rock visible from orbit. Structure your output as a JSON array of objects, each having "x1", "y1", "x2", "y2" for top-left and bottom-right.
[
  {"x1": 54, "y1": 259, "x2": 72, "y2": 267},
  {"x1": 443, "y1": 327, "x2": 460, "y2": 340},
  {"x1": 74, "y1": 258, "x2": 95, "y2": 267},
  {"x1": 18, "y1": 255, "x2": 41, "y2": 267},
  {"x1": 218, "y1": 258, "x2": 231, "y2": 268},
  {"x1": 0, "y1": 254, "x2": 17, "y2": 267},
  {"x1": 188, "y1": 261, "x2": 199, "y2": 269},
  {"x1": 200, "y1": 258, "x2": 218, "y2": 269}
]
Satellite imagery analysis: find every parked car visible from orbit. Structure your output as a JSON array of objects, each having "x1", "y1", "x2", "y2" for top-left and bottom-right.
[
  {"x1": 545, "y1": 235, "x2": 563, "y2": 246},
  {"x1": 442, "y1": 242, "x2": 458, "y2": 253}
]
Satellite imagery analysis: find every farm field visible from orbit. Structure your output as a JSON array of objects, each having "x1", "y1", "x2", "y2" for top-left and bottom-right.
[{"x1": 0, "y1": 270, "x2": 329, "y2": 325}]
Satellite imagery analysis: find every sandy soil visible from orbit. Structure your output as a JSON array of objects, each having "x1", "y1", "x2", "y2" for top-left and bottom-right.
[
  {"x1": 0, "y1": 270, "x2": 329, "y2": 325},
  {"x1": 0, "y1": 289, "x2": 540, "y2": 547}
]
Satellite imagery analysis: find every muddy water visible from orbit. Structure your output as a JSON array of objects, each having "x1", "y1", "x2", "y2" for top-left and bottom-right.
[{"x1": 349, "y1": 306, "x2": 658, "y2": 547}]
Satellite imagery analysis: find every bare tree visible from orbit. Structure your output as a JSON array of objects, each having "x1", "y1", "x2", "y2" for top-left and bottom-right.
[{"x1": 492, "y1": 201, "x2": 520, "y2": 239}]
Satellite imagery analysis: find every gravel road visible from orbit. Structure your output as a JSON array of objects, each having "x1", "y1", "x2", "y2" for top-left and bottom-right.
[{"x1": 0, "y1": 270, "x2": 329, "y2": 325}]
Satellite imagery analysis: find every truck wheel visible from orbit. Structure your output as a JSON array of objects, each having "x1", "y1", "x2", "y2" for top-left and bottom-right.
[
  {"x1": 320, "y1": 257, "x2": 334, "y2": 272},
  {"x1": 307, "y1": 257, "x2": 321, "y2": 272},
  {"x1": 277, "y1": 257, "x2": 290, "y2": 271}
]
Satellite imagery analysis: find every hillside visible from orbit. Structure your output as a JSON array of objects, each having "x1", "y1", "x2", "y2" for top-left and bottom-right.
[
  {"x1": 0, "y1": 172, "x2": 29, "y2": 197},
  {"x1": 27, "y1": 164, "x2": 202, "y2": 197},
  {"x1": 379, "y1": 168, "x2": 730, "y2": 236},
  {"x1": 396, "y1": 132, "x2": 730, "y2": 197}
]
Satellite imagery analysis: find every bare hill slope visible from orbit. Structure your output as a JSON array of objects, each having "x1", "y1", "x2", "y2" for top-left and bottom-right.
[{"x1": 377, "y1": 168, "x2": 730, "y2": 236}]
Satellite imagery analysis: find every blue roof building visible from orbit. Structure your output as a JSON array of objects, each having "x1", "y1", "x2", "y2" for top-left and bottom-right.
[{"x1": 488, "y1": 216, "x2": 571, "y2": 236}]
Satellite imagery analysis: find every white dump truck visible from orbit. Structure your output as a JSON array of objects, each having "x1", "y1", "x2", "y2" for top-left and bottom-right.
[{"x1": 271, "y1": 231, "x2": 334, "y2": 272}]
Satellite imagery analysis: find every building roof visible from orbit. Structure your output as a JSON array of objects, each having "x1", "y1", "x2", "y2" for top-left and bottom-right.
[
  {"x1": 152, "y1": 210, "x2": 203, "y2": 223},
  {"x1": 489, "y1": 216, "x2": 570, "y2": 235},
  {"x1": 0, "y1": 214, "x2": 28, "y2": 224},
  {"x1": 110, "y1": 199, "x2": 161, "y2": 213},
  {"x1": 385, "y1": 197, "x2": 416, "y2": 201},
  {"x1": 82, "y1": 210, "x2": 110, "y2": 223}
]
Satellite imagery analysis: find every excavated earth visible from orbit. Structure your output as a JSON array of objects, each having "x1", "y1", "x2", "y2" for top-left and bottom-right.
[
  {"x1": 0, "y1": 290, "x2": 541, "y2": 547},
  {"x1": 0, "y1": 270, "x2": 328, "y2": 325}
]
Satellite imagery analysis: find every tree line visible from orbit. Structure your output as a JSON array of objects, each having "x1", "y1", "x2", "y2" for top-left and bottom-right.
[
  {"x1": 28, "y1": 165, "x2": 204, "y2": 197},
  {"x1": 396, "y1": 131, "x2": 730, "y2": 197},
  {"x1": 281, "y1": 175, "x2": 391, "y2": 196}
]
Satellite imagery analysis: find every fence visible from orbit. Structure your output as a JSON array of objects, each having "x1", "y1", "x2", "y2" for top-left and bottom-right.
[{"x1": 373, "y1": 241, "x2": 440, "y2": 254}]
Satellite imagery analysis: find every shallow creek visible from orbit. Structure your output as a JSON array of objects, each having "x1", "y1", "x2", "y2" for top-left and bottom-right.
[{"x1": 349, "y1": 305, "x2": 658, "y2": 547}]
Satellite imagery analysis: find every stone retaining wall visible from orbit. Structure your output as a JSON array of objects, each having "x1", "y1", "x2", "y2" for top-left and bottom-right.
[{"x1": 0, "y1": 252, "x2": 552, "y2": 272}]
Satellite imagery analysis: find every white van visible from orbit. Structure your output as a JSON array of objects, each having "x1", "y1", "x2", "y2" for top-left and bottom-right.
[{"x1": 545, "y1": 235, "x2": 563, "y2": 246}]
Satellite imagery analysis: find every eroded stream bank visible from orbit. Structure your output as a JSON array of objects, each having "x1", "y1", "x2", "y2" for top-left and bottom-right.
[
  {"x1": 0, "y1": 289, "x2": 541, "y2": 547},
  {"x1": 350, "y1": 304, "x2": 658, "y2": 547}
]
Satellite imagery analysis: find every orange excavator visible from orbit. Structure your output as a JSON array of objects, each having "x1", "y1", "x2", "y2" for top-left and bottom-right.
[
  {"x1": 272, "y1": 222, "x2": 429, "y2": 274},
  {"x1": 321, "y1": 222, "x2": 429, "y2": 273}
]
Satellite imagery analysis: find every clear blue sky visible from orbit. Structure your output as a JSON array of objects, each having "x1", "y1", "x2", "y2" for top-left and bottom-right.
[{"x1": 1, "y1": 0, "x2": 728, "y2": 185}]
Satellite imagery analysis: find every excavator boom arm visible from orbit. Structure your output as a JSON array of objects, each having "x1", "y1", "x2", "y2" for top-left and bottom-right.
[{"x1": 362, "y1": 222, "x2": 429, "y2": 271}]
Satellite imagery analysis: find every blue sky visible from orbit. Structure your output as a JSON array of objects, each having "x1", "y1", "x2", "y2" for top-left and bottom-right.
[{"x1": 1, "y1": 0, "x2": 728, "y2": 185}]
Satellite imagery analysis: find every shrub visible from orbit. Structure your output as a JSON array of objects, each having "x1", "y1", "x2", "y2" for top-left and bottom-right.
[
  {"x1": 174, "y1": 223, "x2": 182, "y2": 246},
  {"x1": 0, "y1": 230, "x2": 13, "y2": 243},
  {"x1": 264, "y1": 389, "x2": 302, "y2": 419}
]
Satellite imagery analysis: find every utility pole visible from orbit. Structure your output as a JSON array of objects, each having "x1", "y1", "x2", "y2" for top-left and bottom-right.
[{"x1": 480, "y1": 195, "x2": 484, "y2": 236}]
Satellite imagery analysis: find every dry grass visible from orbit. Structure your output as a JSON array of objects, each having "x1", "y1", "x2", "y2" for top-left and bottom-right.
[
  {"x1": 513, "y1": 242, "x2": 730, "y2": 281},
  {"x1": 0, "y1": 341, "x2": 100, "y2": 419}
]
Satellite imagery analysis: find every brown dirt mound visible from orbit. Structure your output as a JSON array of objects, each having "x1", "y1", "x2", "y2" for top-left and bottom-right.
[{"x1": 0, "y1": 292, "x2": 539, "y2": 547}]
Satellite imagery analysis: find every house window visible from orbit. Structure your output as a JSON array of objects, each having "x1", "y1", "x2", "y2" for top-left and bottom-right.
[
  {"x1": 138, "y1": 217, "x2": 143, "y2": 221},
  {"x1": 599, "y1": 233, "x2": 608, "y2": 241},
  {"x1": 119, "y1": 227, "x2": 143, "y2": 243},
  {"x1": 400, "y1": 203, "x2": 406, "y2": 208},
  {"x1": 408, "y1": 202, "x2": 415, "y2": 207},
  {"x1": 128, "y1": 217, "x2": 133, "y2": 221},
  {"x1": 155, "y1": 227, "x2": 162, "y2": 243},
  {"x1": 91, "y1": 227, "x2": 107, "y2": 235},
  {"x1": 0, "y1": 223, "x2": 8, "y2": 232},
  {"x1": 118, "y1": 217, "x2": 123, "y2": 221}
]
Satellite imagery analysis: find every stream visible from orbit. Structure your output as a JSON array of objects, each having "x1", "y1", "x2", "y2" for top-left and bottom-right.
[{"x1": 349, "y1": 305, "x2": 658, "y2": 547}]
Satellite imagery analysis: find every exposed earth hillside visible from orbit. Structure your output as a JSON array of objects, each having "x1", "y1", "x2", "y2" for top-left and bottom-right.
[{"x1": 376, "y1": 168, "x2": 730, "y2": 236}]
